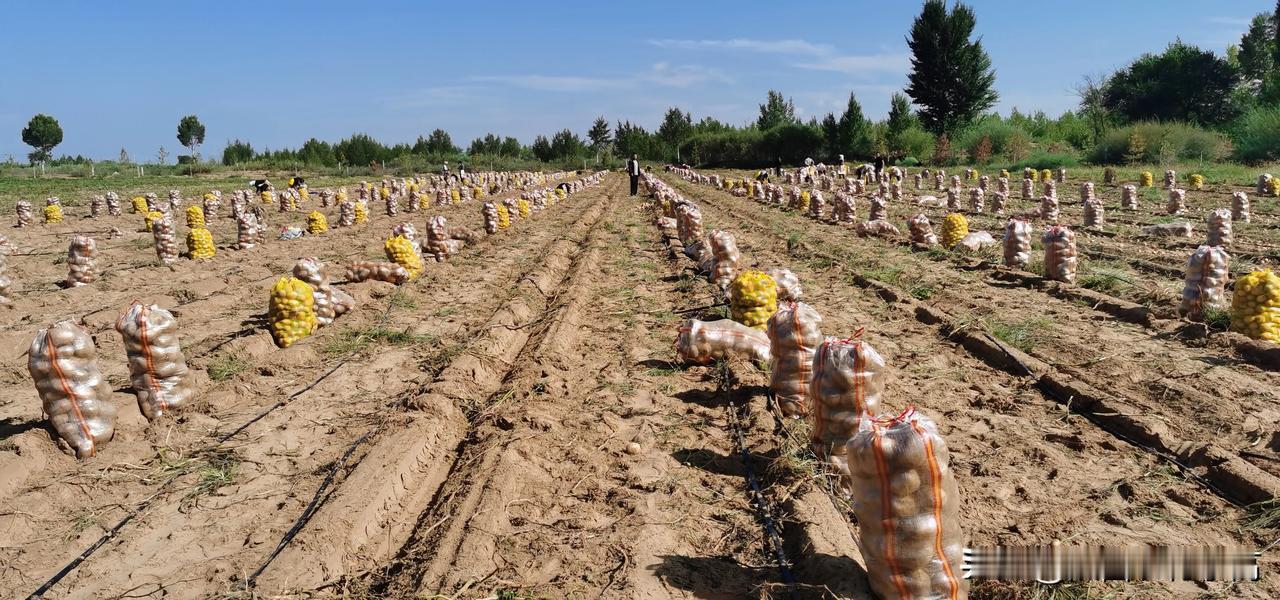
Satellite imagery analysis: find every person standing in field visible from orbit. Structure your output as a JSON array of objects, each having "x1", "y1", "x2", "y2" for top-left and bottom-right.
[{"x1": 627, "y1": 154, "x2": 641, "y2": 196}]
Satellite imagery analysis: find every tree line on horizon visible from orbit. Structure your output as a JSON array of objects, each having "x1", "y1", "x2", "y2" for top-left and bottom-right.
[{"x1": 15, "y1": 0, "x2": 1280, "y2": 173}]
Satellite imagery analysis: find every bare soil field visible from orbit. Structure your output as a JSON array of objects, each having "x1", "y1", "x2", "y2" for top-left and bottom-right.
[{"x1": 0, "y1": 170, "x2": 1277, "y2": 599}]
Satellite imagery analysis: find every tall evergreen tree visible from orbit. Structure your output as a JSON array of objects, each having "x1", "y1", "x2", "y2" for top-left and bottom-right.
[
  {"x1": 756, "y1": 90, "x2": 797, "y2": 130},
  {"x1": 1240, "y1": 13, "x2": 1274, "y2": 81},
  {"x1": 820, "y1": 113, "x2": 840, "y2": 158},
  {"x1": 587, "y1": 116, "x2": 612, "y2": 148},
  {"x1": 657, "y1": 108, "x2": 693, "y2": 153},
  {"x1": 837, "y1": 92, "x2": 871, "y2": 158},
  {"x1": 905, "y1": 0, "x2": 998, "y2": 134}
]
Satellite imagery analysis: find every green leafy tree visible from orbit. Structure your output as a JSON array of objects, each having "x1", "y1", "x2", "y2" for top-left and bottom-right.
[
  {"x1": 1101, "y1": 41, "x2": 1240, "y2": 126},
  {"x1": 335, "y1": 133, "x2": 386, "y2": 166},
  {"x1": 905, "y1": 0, "x2": 998, "y2": 134},
  {"x1": 587, "y1": 116, "x2": 612, "y2": 149},
  {"x1": 614, "y1": 120, "x2": 654, "y2": 159},
  {"x1": 176, "y1": 115, "x2": 206, "y2": 165},
  {"x1": 530, "y1": 135, "x2": 552, "y2": 161},
  {"x1": 837, "y1": 92, "x2": 871, "y2": 159},
  {"x1": 298, "y1": 138, "x2": 336, "y2": 166},
  {"x1": 657, "y1": 108, "x2": 694, "y2": 159},
  {"x1": 414, "y1": 128, "x2": 458, "y2": 155},
  {"x1": 21, "y1": 113, "x2": 63, "y2": 166},
  {"x1": 1238, "y1": 14, "x2": 1274, "y2": 81},
  {"x1": 501, "y1": 136, "x2": 522, "y2": 156},
  {"x1": 1273, "y1": 0, "x2": 1280, "y2": 68},
  {"x1": 756, "y1": 90, "x2": 797, "y2": 130},
  {"x1": 550, "y1": 129, "x2": 586, "y2": 159},
  {"x1": 886, "y1": 93, "x2": 917, "y2": 139},
  {"x1": 221, "y1": 139, "x2": 255, "y2": 165}
]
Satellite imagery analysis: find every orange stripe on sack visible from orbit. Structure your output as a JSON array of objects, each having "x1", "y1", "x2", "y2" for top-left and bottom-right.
[
  {"x1": 46, "y1": 331, "x2": 95, "y2": 456},
  {"x1": 790, "y1": 303, "x2": 809, "y2": 413},
  {"x1": 137, "y1": 306, "x2": 166, "y2": 413},
  {"x1": 913, "y1": 421, "x2": 960, "y2": 599},
  {"x1": 810, "y1": 342, "x2": 829, "y2": 445},
  {"x1": 872, "y1": 426, "x2": 910, "y2": 599}
]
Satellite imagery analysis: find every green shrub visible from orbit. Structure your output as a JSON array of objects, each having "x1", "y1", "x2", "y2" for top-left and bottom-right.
[
  {"x1": 955, "y1": 117, "x2": 1028, "y2": 161},
  {"x1": 1005, "y1": 152, "x2": 1081, "y2": 171},
  {"x1": 1090, "y1": 121, "x2": 1229, "y2": 164},
  {"x1": 1231, "y1": 105, "x2": 1280, "y2": 164},
  {"x1": 897, "y1": 156, "x2": 921, "y2": 167},
  {"x1": 896, "y1": 127, "x2": 936, "y2": 163}
]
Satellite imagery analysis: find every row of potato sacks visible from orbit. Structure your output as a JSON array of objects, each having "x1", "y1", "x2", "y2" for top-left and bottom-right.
[
  {"x1": 28, "y1": 301, "x2": 195, "y2": 459},
  {"x1": 268, "y1": 172, "x2": 607, "y2": 349},
  {"x1": 676, "y1": 166, "x2": 1280, "y2": 348},
  {"x1": 646, "y1": 175, "x2": 967, "y2": 600}
]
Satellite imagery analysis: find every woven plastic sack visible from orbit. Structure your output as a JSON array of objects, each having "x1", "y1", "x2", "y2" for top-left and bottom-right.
[
  {"x1": 425, "y1": 216, "x2": 454, "y2": 262},
  {"x1": 858, "y1": 220, "x2": 901, "y2": 237},
  {"x1": 869, "y1": 196, "x2": 888, "y2": 222},
  {"x1": 809, "y1": 336, "x2": 884, "y2": 491},
  {"x1": 675, "y1": 319, "x2": 770, "y2": 365},
  {"x1": 766, "y1": 301, "x2": 823, "y2": 417},
  {"x1": 294, "y1": 258, "x2": 354, "y2": 326},
  {"x1": 89, "y1": 195, "x2": 104, "y2": 218},
  {"x1": 846, "y1": 408, "x2": 967, "y2": 600},
  {"x1": 968, "y1": 188, "x2": 984, "y2": 213},
  {"x1": 1043, "y1": 225, "x2": 1078, "y2": 283},
  {"x1": 29, "y1": 320, "x2": 117, "y2": 458},
  {"x1": 1206, "y1": 209, "x2": 1232, "y2": 248},
  {"x1": 1179, "y1": 245, "x2": 1230, "y2": 322},
  {"x1": 106, "y1": 192, "x2": 122, "y2": 216},
  {"x1": 833, "y1": 193, "x2": 856, "y2": 223},
  {"x1": 809, "y1": 190, "x2": 825, "y2": 220},
  {"x1": 1167, "y1": 189, "x2": 1186, "y2": 215},
  {"x1": 1003, "y1": 219, "x2": 1032, "y2": 269},
  {"x1": 1021, "y1": 178, "x2": 1033, "y2": 200},
  {"x1": 66, "y1": 235, "x2": 97, "y2": 287},
  {"x1": 1142, "y1": 222, "x2": 1194, "y2": 238},
  {"x1": 115, "y1": 302, "x2": 194, "y2": 420},
  {"x1": 955, "y1": 231, "x2": 996, "y2": 252}
]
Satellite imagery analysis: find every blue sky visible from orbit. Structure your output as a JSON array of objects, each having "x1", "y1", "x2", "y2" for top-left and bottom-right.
[{"x1": 0, "y1": 0, "x2": 1270, "y2": 161}]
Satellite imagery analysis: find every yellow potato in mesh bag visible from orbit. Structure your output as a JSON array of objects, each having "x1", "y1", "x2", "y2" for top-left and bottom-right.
[
  {"x1": 384, "y1": 235, "x2": 423, "y2": 280},
  {"x1": 1232, "y1": 270, "x2": 1280, "y2": 343},
  {"x1": 269, "y1": 276, "x2": 317, "y2": 348},
  {"x1": 730, "y1": 270, "x2": 777, "y2": 330}
]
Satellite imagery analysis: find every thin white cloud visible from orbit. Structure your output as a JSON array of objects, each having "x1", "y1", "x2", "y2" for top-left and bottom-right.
[
  {"x1": 468, "y1": 63, "x2": 729, "y2": 93},
  {"x1": 1207, "y1": 16, "x2": 1251, "y2": 27},
  {"x1": 651, "y1": 37, "x2": 908, "y2": 77},
  {"x1": 469, "y1": 74, "x2": 631, "y2": 93},
  {"x1": 649, "y1": 38, "x2": 830, "y2": 55},
  {"x1": 382, "y1": 85, "x2": 487, "y2": 109}
]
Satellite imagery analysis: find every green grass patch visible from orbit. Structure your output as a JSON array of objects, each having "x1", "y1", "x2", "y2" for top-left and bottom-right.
[
  {"x1": 909, "y1": 284, "x2": 935, "y2": 300},
  {"x1": 1203, "y1": 307, "x2": 1231, "y2": 332},
  {"x1": 387, "y1": 294, "x2": 418, "y2": 310},
  {"x1": 985, "y1": 317, "x2": 1053, "y2": 352},
  {"x1": 320, "y1": 326, "x2": 436, "y2": 356},
  {"x1": 862, "y1": 264, "x2": 905, "y2": 286},
  {"x1": 207, "y1": 352, "x2": 250, "y2": 382}
]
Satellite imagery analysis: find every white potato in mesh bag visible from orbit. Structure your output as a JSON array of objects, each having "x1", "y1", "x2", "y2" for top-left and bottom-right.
[
  {"x1": 115, "y1": 302, "x2": 195, "y2": 420},
  {"x1": 29, "y1": 320, "x2": 117, "y2": 458}
]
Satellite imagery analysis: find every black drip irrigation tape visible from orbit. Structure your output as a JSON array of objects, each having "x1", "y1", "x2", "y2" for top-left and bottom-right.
[
  {"x1": 244, "y1": 426, "x2": 379, "y2": 588},
  {"x1": 718, "y1": 363, "x2": 796, "y2": 587}
]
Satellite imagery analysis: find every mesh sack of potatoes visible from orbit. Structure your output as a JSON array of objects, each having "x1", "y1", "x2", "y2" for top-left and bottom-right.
[
  {"x1": 869, "y1": 196, "x2": 888, "y2": 222},
  {"x1": 833, "y1": 193, "x2": 856, "y2": 223},
  {"x1": 186, "y1": 206, "x2": 206, "y2": 229},
  {"x1": 187, "y1": 228, "x2": 215, "y2": 259},
  {"x1": 269, "y1": 276, "x2": 317, "y2": 348},
  {"x1": 1167, "y1": 189, "x2": 1186, "y2": 215},
  {"x1": 307, "y1": 210, "x2": 328, "y2": 234},
  {"x1": 1040, "y1": 195, "x2": 1059, "y2": 222},
  {"x1": 990, "y1": 191, "x2": 1007, "y2": 214},
  {"x1": 1207, "y1": 208, "x2": 1232, "y2": 248},
  {"x1": 1179, "y1": 245, "x2": 1230, "y2": 322},
  {"x1": 115, "y1": 301, "x2": 195, "y2": 420},
  {"x1": 765, "y1": 268, "x2": 802, "y2": 301},
  {"x1": 482, "y1": 202, "x2": 499, "y2": 234},
  {"x1": 675, "y1": 318, "x2": 770, "y2": 365},
  {"x1": 846, "y1": 407, "x2": 967, "y2": 600},
  {"x1": 1083, "y1": 198, "x2": 1105, "y2": 227},
  {"x1": 1121, "y1": 184, "x2": 1138, "y2": 209},
  {"x1": 354, "y1": 201, "x2": 368, "y2": 224},
  {"x1": 1141, "y1": 222, "x2": 1194, "y2": 238},
  {"x1": 809, "y1": 336, "x2": 885, "y2": 493},
  {"x1": 28, "y1": 320, "x2": 117, "y2": 458},
  {"x1": 65, "y1": 235, "x2": 98, "y2": 287},
  {"x1": 940, "y1": 214, "x2": 968, "y2": 249},
  {"x1": 391, "y1": 222, "x2": 418, "y2": 242},
  {"x1": 1232, "y1": 270, "x2": 1280, "y2": 343},
  {"x1": 945, "y1": 188, "x2": 960, "y2": 211},
  {"x1": 968, "y1": 188, "x2": 984, "y2": 213},
  {"x1": 44, "y1": 202, "x2": 63, "y2": 224},
  {"x1": 89, "y1": 194, "x2": 104, "y2": 218},
  {"x1": 1021, "y1": 178, "x2": 1033, "y2": 200},
  {"x1": 347, "y1": 261, "x2": 409, "y2": 285},
  {"x1": 1002, "y1": 218, "x2": 1033, "y2": 269},
  {"x1": 1043, "y1": 225, "x2": 1078, "y2": 283},
  {"x1": 1164, "y1": 169, "x2": 1177, "y2": 189},
  {"x1": 106, "y1": 192, "x2": 122, "y2": 216},
  {"x1": 766, "y1": 300, "x2": 823, "y2": 417},
  {"x1": 385, "y1": 235, "x2": 424, "y2": 280},
  {"x1": 152, "y1": 213, "x2": 179, "y2": 266},
  {"x1": 907, "y1": 214, "x2": 938, "y2": 246},
  {"x1": 235, "y1": 212, "x2": 259, "y2": 249},
  {"x1": 708, "y1": 229, "x2": 740, "y2": 290},
  {"x1": 858, "y1": 219, "x2": 901, "y2": 237},
  {"x1": 203, "y1": 193, "x2": 220, "y2": 220},
  {"x1": 294, "y1": 258, "x2": 354, "y2": 326},
  {"x1": 1233, "y1": 192, "x2": 1251, "y2": 223},
  {"x1": 15, "y1": 200, "x2": 32, "y2": 228},
  {"x1": 809, "y1": 190, "x2": 825, "y2": 220},
  {"x1": 730, "y1": 270, "x2": 777, "y2": 330},
  {"x1": 425, "y1": 215, "x2": 454, "y2": 262}
]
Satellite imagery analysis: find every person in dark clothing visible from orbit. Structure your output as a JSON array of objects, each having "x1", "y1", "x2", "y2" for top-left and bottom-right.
[
  {"x1": 755, "y1": 169, "x2": 769, "y2": 183},
  {"x1": 873, "y1": 154, "x2": 887, "y2": 178},
  {"x1": 287, "y1": 176, "x2": 306, "y2": 189},
  {"x1": 626, "y1": 154, "x2": 641, "y2": 196},
  {"x1": 249, "y1": 178, "x2": 272, "y2": 193},
  {"x1": 775, "y1": 157, "x2": 783, "y2": 177}
]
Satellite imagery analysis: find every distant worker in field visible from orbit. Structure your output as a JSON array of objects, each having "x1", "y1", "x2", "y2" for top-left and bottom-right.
[
  {"x1": 249, "y1": 178, "x2": 272, "y2": 193},
  {"x1": 626, "y1": 153, "x2": 641, "y2": 196},
  {"x1": 458, "y1": 163, "x2": 467, "y2": 179},
  {"x1": 775, "y1": 157, "x2": 783, "y2": 177},
  {"x1": 287, "y1": 176, "x2": 306, "y2": 190},
  {"x1": 756, "y1": 169, "x2": 769, "y2": 183},
  {"x1": 874, "y1": 153, "x2": 886, "y2": 178},
  {"x1": 442, "y1": 162, "x2": 450, "y2": 180},
  {"x1": 838, "y1": 154, "x2": 847, "y2": 176}
]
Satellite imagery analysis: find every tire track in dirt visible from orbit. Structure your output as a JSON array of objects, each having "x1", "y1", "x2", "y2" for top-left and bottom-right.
[
  {"x1": 660, "y1": 173, "x2": 1280, "y2": 599},
  {"x1": 0, "y1": 180, "x2": 603, "y2": 598}
]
